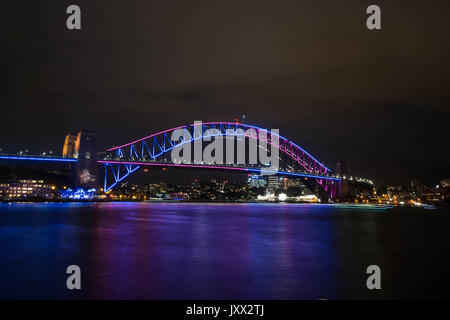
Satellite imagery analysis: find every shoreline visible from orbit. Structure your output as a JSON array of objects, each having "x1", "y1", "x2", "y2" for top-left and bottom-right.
[{"x1": 0, "y1": 199, "x2": 445, "y2": 208}]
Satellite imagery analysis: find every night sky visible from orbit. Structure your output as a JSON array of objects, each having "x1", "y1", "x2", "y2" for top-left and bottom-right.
[{"x1": 0, "y1": 0, "x2": 449, "y2": 185}]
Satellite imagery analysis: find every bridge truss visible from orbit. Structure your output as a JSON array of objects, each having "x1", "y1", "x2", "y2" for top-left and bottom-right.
[{"x1": 98, "y1": 122, "x2": 340, "y2": 198}]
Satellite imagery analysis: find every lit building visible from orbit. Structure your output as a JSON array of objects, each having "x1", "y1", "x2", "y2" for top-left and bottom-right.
[
  {"x1": 280, "y1": 177, "x2": 290, "y2": 190},
  {"x1": 265, "y1": 176, "x2": 297, "y2": 190},
  {"x1": 335, "y1": 161, "x2": 347, "y2": 178},
  {"x1": 441, "y1": 178, "x2": 450, "y2": 188},
  {"x1": 410, "y1": 179, "x2": 427, "y2": 198},
  {"x1": 289, "y1": 179, "x2": 304, "y2": 188},
  {"x1": 0, "y1": 179, "x2": 53, "y2": 199},
  {"x1": 267, "y1": 176, "x2": 280, "y2": 190}
]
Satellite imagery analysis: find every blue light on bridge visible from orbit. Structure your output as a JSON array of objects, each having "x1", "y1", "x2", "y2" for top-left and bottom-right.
[{"x1": 0, "y1": 155, "x2": 78, "y2": 162}]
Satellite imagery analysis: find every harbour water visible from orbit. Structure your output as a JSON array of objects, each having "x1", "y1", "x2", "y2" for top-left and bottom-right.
[{"x1": 0, "y1": 202, "x2": 449, "y2": 299}]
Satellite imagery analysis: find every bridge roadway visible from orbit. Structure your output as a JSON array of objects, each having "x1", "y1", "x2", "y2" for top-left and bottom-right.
[
  {"x1": 96, "y1": 159, "x2": 340, "y2": 181},
  {"x1": 0, "y1": 154, "x2": 339, "y2": 181}
]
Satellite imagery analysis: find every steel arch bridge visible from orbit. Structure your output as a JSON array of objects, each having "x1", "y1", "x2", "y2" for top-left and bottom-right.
[{"x1": 98, "y1": 122, "x2": 340, "y2": 198}]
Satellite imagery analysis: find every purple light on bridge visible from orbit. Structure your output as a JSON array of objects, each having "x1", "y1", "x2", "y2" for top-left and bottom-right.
[{"x1": 105, "y1": 121, "x2": 330, "y2": 172}]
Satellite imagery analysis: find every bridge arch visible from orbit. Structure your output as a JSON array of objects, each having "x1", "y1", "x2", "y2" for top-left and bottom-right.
[{"x1": 98, "y1": 122, "x2": 340, "y2": 198}]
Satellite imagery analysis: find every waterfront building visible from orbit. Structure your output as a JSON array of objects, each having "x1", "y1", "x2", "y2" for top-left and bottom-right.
[
  {"x1": 60, "y1": 187, "x2": 97, "y2": 200},
  {"x1": 267, "y1": 176, "x2": 280, "y2": 190},
  {"x1": 280, "y1": 177, "x2": 294, "y2": 190},
  {"x1": 247, "y1": 174, "x2": 267, "y2": 188}
]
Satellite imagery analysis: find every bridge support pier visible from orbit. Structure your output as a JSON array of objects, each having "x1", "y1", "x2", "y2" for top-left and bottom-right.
[{"x1": 316, "y1": 179, "x2": 341, "y2": 201}]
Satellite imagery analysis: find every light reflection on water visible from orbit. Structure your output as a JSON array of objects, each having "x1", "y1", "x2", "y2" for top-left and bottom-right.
[{"x1": 0, "y1": 202, "x2": 449, "y2": 299}]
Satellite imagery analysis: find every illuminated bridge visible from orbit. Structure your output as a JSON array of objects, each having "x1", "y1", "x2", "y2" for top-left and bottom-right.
[
  {"x1": 98, "y1": 122, "x2": 341, "y2": 198},
  {"x1": 0, "y1": 122, "x2": 348, "y2": 199}
]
